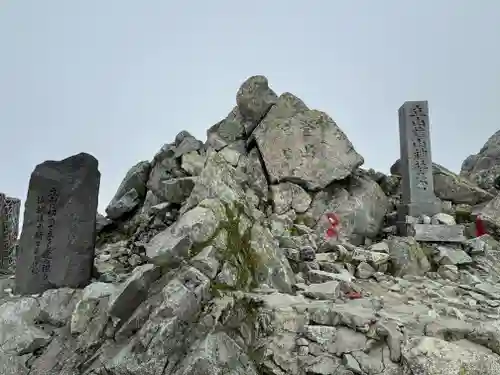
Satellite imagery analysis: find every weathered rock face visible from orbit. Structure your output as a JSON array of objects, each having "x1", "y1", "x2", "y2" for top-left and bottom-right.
[
  {"x1": 254, "y1": 93, "x2": 364, "y2": 190},
  {"x1": 15, "y1": 153, "x2": 100, "y2": 295},
  {"x1": 236, "y1": 75, "x2": 278, "y2": 124},
  {"x1": 306, "y1": 173, "x2": 388, "y2": 243},
  {"x1": 105, "y1": 161, "x2": 150, "y2": 219},
  {"x1": 461, "y1": 129, "x2": 500, "y2": 192},
  {"x1": 7, "y1": 76, "x2": 500, "y2": 374},
  {"x1": 391, "y1": 159, "x2": 494, "y2": 205}
]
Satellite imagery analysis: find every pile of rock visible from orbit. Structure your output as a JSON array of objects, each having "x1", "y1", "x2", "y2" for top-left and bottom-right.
[{"x1": 3, "y1": 75, "x2": 500, "y2": 374}]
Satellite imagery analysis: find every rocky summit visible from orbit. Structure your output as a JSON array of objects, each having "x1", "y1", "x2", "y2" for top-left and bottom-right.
[{"x1": 3, "y1": 76, "x2": 500, "y2": 375}]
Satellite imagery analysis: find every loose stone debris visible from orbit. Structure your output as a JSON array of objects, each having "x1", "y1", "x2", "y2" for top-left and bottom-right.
[{"x1": 3, "y1": 75, "x2": 500, "y2": 374}]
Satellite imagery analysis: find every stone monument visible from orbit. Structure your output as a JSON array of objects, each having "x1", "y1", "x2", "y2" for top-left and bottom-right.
[
  {"x1": 0, "y1": 194, "x2": 5, "y2": 272},
  {"x1": 0, "y1": 193, "x2": 20, "y2": 273},
  {"x1": 397, "y1": 101, "x2": 440, "y2": 220},
  {"x1": 396, "y1": 101, "x2": 465, "y2": 241},
  {"x1": 15, "y1": 152, "x2": 101, "y2": 295}
]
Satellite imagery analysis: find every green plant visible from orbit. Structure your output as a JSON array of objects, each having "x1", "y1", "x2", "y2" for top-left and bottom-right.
[{"x1": 210, "y1": 202, "x2": 262, "y2": 297}]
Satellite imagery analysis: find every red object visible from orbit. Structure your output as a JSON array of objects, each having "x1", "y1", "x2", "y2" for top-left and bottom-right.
[
  {"x1": 346, "y1": 291, "x2": 362, "y2": 299},
  {"x1": 476, "y1": 216, "x2": 486, "y2": 237},
  {"x1": 325, "y1": 213, "x2": 340, "y2": 239}
]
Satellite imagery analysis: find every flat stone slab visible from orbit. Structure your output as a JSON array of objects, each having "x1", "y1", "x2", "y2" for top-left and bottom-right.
[{"x1": 404, "y1": 223, "x2": 466, "y2": 243}]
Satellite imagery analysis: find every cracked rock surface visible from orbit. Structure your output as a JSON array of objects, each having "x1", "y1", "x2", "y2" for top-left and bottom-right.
[{"x1": 4, "y1": 75, "x2": 500, "y2": 375}]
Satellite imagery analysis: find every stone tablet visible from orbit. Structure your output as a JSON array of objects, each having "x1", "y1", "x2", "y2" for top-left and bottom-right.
[
  {"x1": 397, "y1": 101, "x2": 440, "y2": 219},
  {"x1": 0, "y1": 195, "x2": 21, "y2": 273},
  {"x1": 15, "y1": 153, "x2": 100, "y2": 295},
  {"x1": 405, "y1": 223, "x2": 466, "y2": 243},
  {"x1": 0, "y1": 193, "x2": 5, "y2": 272}
]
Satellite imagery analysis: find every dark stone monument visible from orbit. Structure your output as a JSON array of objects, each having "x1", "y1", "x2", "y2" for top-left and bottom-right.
[
  {"x1": 15, "y1": 153, "x2": 100, "y2": 295},
  {"x1": 0, "y1": 193, "x2": 5, "y2": 272}
]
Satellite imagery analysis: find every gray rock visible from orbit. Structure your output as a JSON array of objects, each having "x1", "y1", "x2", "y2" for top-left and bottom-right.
[
  {"x1": 392, "y1": 159, "x2": 494, "y2": 205},
  {"x1": 189, "y1": 245, "x2": 220, "y2": 279},
  {"x1": 0, "y1": 297, "x2": 51, "y2": 355},
  {"x1": 245, "y1": 148, "x2": 269, "y2": 200},
  {"x1": 356, "y1": 261, "x2": 375, "y2": 279},
  {"x1": 271, "y1": 182, "x2": 311, "y2": 214},
  {"x1": 182, "y1": 152, "x2": 248, "y2": 213},
  {"x1": 174, "y1": 130, "x2": 194, "y2": 146},
  {"x1": 431, "y1": 213, "x2": 456, "y2": 225},
  {"x1": 300, "y1": 246, "x2": 316, "y2": 262},
  {"x1": 147, "y1": 144, "x2": 186, "y2": 199},
  {"x1": 70, "y1": 282, "x2": 118, "y2": 350},
  {"x1": 250, "y1": 223, "x2": 296, "y2": 293},
  {"x1": 16, "y1": 152, "x2": 100, "y2": 295},
  {"x1": 0, "y1": 353, "x2": 29, "y2": 375},
  {"x1": 181, "y1": 151, "x2": 205, "y2": 176},
  {"x1": 464, "y1": 234, "x2": 499, "y2": 255},
  {"x1": 433, "y1": 163, "x2": 494, "y2": 205},
  {"x1": 140, "y1": 189, "x2": 162, "y2": 214},
  {"x1": 434, "y1": 245, "x2": 472, "y2": 266},
  {"x1": 460, "y1": 129, "x2": 500, "y2": 193},
  {"x1": 108, "y1": 263, "x2": 161, "y2": 321},
  {"x1": 106, "y1": 188, "x2": 141, "y2": 219},
  {"x1": 206, "y1": 119, "x2": 246, "y2": 151},
  {"x1": 402, "y1": 336, "x2": 500, "y2": 374},
  {"x1": 37, "y1": 287, "x2": 80, "y2": 326},
  {"x1": 95, "y1": 213, "x2": 112, "y2": 233},
  {"x1": 236, "y1": 75, "x2": 278, "y2": 123},
  {"x1": 146, "y1": 205, "x2": 220, "y2": 267},
  {"x1": 476, "y1": 194, "x2": 500, "y2": 236},
  {"x1": 106, "y1": 160, "x2": 150, "y2": 219},
  {"x1": 405, "y1": 223, "x2": 466, "y2": 242},
  {"x1": 219, "y1": 145, "x2": 242, "y2": 166},
  {"x1": 351, "y1": 248, "x2": 390, "y2": 266},
  {"x1": 174, "y1": 134, "x2": 203, "y2": 158},
  {"x1": 310, "y1": 174, "x2": 388, "y2": 242},
  {"x1": 437, "y1": 264, "x2": 459, "y2": 281},
  {"x1": 387, "y1": 237, "x2": 431, "y2": 277},
  {"x1": 160, "y1": 176, "x2": 197, "y2": 204},
  {"x1": 303, "y1": 280, "x2": 341, "y2": 300},
  {"x1": 255, "y1": 97, "x2": 364, "y2": 190}
]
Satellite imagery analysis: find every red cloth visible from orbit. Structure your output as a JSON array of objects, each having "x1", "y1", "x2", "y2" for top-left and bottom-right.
[
  {"x1": 325, "y1": 213, "x2": 340, "y2": 239},
  {"x1": 346, "y1": 291, "x2": 362, "y2": 299},
  {"x1": 476, "y1": 216, "x2": 487, "y2": 237}
]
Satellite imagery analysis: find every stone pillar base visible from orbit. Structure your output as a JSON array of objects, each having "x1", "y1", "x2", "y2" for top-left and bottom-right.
[{"x1": 397, "y1": 201, "x2": 441, "y2": 222}]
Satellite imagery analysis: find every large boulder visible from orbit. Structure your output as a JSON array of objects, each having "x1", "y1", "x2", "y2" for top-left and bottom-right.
[
  {"x1": 475, "y1": 194, "x2": 500, "y2": 238},
  {"x1": 206, "y1": 117, "x2": 246, "y2": 151},
  {"x1": 391, "y1": 159, "x2": 493, "y2": 205},
  {"x1": 254, "y1": 93, "x2": 364, "y2": 190},
  {"x1": 306, "y1": 173, "x2": 388, "y2": 242},
  {"x1": 182, "y1": 152, "x2": 248, "y2": 213},
  {"x1": 15, "y1": 153, "x2": 100, "y2": 295},
  {"x1": 106, "y1": 161, "x2": 151, "y2": 219},
  {"x1": 402, "y1": 336, "x2": 500, "y2": 375},
  {"x1": 147, "y1": 143, "x2": 188, "y2": 201},
  {"x1": 236, "y1": 75, "x2": 278, "y2": 124},
  {"x1": 461, "y1": 129, "x2": 500, "y2": 192}
]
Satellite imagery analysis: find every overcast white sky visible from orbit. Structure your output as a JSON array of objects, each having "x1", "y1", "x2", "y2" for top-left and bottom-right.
[{"x1": 1, "y1": 1, "x2": 499, "y2": 218}]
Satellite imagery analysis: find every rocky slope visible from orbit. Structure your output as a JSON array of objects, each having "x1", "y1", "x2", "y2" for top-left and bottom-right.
[
  {"x1": 461, "y1": 130, "x2": 500, "y2": 193},
  {"x1": 3, "y1": 76, "x2": 500, "y2": 374}
]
